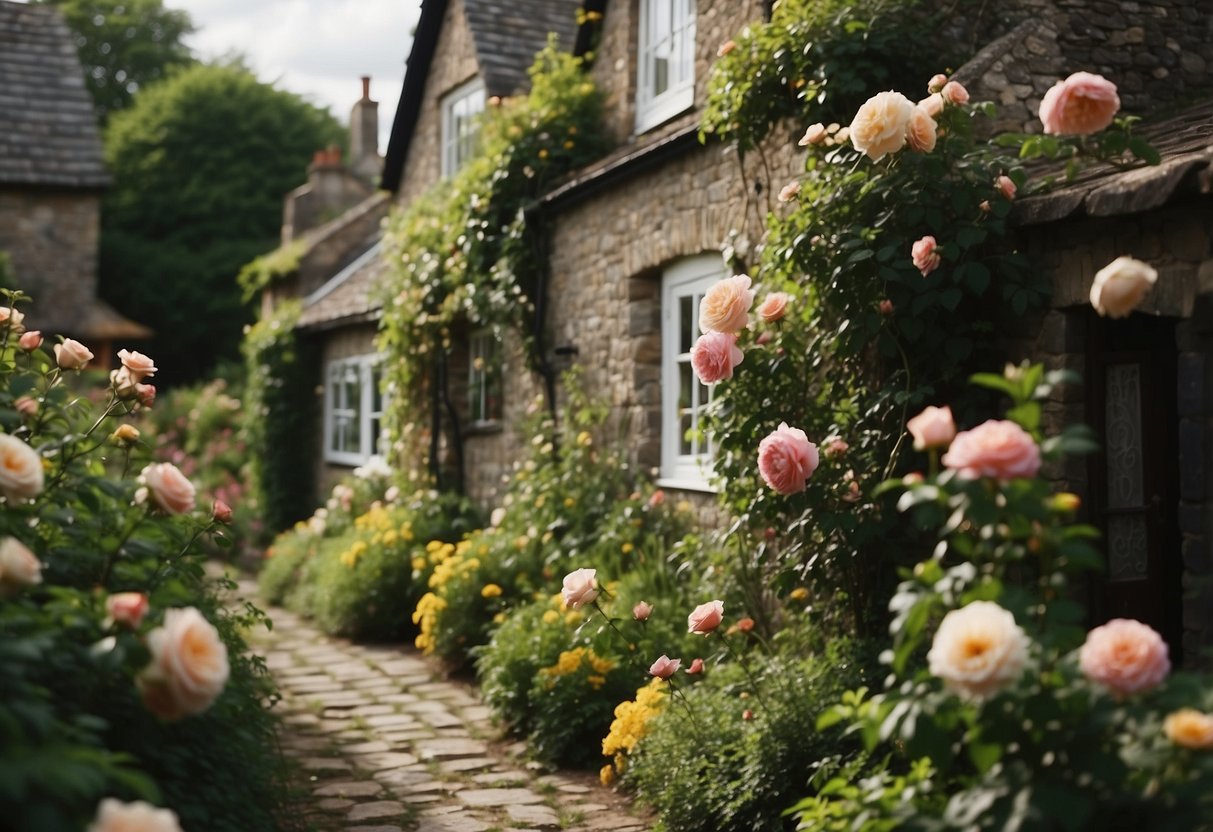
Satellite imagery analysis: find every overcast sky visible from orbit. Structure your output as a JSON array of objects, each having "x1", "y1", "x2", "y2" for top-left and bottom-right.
[{"x1": 171, "y1": 0, "x2": 422, "y2": 150}]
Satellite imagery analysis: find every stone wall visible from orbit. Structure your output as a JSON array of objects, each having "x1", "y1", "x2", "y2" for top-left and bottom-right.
[
  {"x1": 0, "y1": 189, "x2": 99, "y2": 331},
  {"x1": 953, "y1": 0, "x2": 1213, "y2": 134}
]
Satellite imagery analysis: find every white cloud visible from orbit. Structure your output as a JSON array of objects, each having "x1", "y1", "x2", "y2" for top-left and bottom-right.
[{"x1": 172, "y1": 0, "x2": 420, "y2": 151}]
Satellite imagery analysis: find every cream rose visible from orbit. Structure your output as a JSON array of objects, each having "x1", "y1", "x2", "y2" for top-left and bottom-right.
[
  {"x1": 0, "y1": 306, "x2": 24, "y2": 331},
  {"x1": 0, "y1": 537, "x2": 42, "y2": 591},
  {"x1": 54, "y1": 338, "x2": 94, "y2": 370},
  {"x1": 140, "y1": 462, "x2": 196, "y2": 515},
  {"x1": 849, "y1": 91, "x2": 915, "y2": 161},
  {"x1": 561, "y1": 567, "x2": 598, "y2": 609},
  {"x1": 907, "y1": 405, "x2": 956, "y2": 451},
  {"x1": 687, "y1": 599, "x2": 725, "y2": 635},
  {"x1": 778, "y1": 181, "x2": 800, "y2": 202},
  {"x1": 1089, "y1": 255, "x2": 1157, "y2": 319},
  {"x1": 88, "y1": 798, "x2": 183, "y2": 832},
  {"x1": 140, "y1": 607, "x2": 229, "y2": 719},
  {"x1": 905, "y1": 106, "x2": 937, "y2": 153},
  {"x1": 698, "y1": 275, "x2": 754, "y2": 334},
  {"x1": 798, "y1": 122, "x2": 827, "y2": 146},
  {"x1": 928, "y1": 601, "x2": 1030, "y2": 699},
  {"x1": 1164, "y1": 709, "x2": 1213, "y2": 750},
  {"x1": 0, "y1": 434, "x2": 44, "y2": 502},
  {"x1": 117, "y1": 348, "x2": 158, "y2": 382}
]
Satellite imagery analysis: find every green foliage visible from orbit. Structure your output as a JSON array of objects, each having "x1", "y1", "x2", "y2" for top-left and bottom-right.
[
  {"x1": 700, "y1": 0, "x2": 945, "y2": 155},
  {"x1": 378, "y1": 41, "x2": 610, "y2": 476},
  {"x1": 237, "y1": 239, "x2": 307, "y2": 303},
  {"x1": 101, "y1": 61, "x2": 345, "y2": 384},
  {"x1": 0, "y1": 289, "x2": 282, "y2": 830},
  {"x1": 36, "y1": 0, "x2": 196, "y2": 122},
  {"x1": 241, "y1": 300, "x2": 317, "y2": 537},
  {"x1": 0, "y1": 251, "x2": 13, "y2": 289}
]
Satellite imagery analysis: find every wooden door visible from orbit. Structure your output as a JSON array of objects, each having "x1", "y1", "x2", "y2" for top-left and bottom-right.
[{"x1": 1086, "y1": 311, "x2": 1182, "y2": 660}]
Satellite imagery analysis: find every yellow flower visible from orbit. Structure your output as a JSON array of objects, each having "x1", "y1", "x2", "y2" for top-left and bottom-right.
[
  {"x1": 411, "y1": 556, "x2": 426, "y2": 571},
  {"x1": 563, "y1": 497, "x2": 576, "y2": 508},
  {"x1": 588, "y1": 674, "x2": 606, "y2": 690},
  {"x1": 481, "y1": 583, "x2": 503, "y2": 598},
  {"x1": 790, "y1": 587, "x2": 810, "y2": 602},
  {"x1": 621, "y1": 543, "x2": 634, "y2": 555},
  {"x1": 599, "y1": 764, "x2": 615, "y2": 786},
  {"x1": 542, "y1": 610, "x2": 560, "y2": 625},
  {"x1": 576, "y1": 431, "x2": 592, "y2": 447},
  {"x1": 565, "y1": 611, "x2": 582, "y2": 627},
  {"x1": 493, "y1": 612, "x2": 506, "y2": 624}
]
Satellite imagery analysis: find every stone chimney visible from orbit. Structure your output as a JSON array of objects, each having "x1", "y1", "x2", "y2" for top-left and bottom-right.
[
  {"x1": 349, "y1": 75, "x2": 382, "y2": 185},
  {"x1": 281, "y1": 144, "x2": 372, "y2": 243}
]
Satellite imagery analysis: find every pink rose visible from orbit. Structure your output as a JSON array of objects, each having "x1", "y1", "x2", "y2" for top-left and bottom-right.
[
  {"x1": 88, "y1": 799, "x2": 183, "y2": 832},
  {"x1": 0, "y1": 434, "x2": 43, "y2": 502},
  {"x1": 907, "y1": 405, "x2": 956, "y2": 451},
  {"x1": 646, "y1": 489, "x2": 664, "y2": 508},
  {"x1": 687, "y1": 658, "x2": 705, "y2": 674},
  {"x1": 758, "y1": 422, "x2": 819, "y2": 494},
  {"x1": 54, "y1": 338, "x2": 94, "y2": 370},
  {"x1": 699, "y1": 275, "x2": 754, "y2": 334},
  {"x1": 941, "y1": 80, "x2": 969, "y2": 104},
  {"x1": 1079, "y1": 618, "x2": 1170, "y2": 697},
  {"x1": 757, "y1": 292, "x2": 791, "y2": 323},
  {"x1": 212, "y1": 499, "x2": 233, "y2": 524},
  {"x1": 688, "y1": 599, "x2": 724, "y2": 635},
  {"x1": 996, "y1": 175, "x2": 1017, "y2": 200},
  {"x1": 717, "y1": 40, "x2": 736, "y2": 57},
  {"x1": 561, "y1": 567, "x2": 598, "y2": 609},
  {"x1": 632, "y1": 601, "x2": 653, "y2": 621},
  {"x1": 912, "y1": 235, "x2": 941, "y2": 276},
  {"x1": 777, "y1": 181, "x2": 800, "y2": 202},
  {"x1": 0, "y1": 537, "x2": 42, "y2": 592},
  {"x1": 18, "y1": 330, "x2": 42, "y2": 351},
  {"x1": 136, "y1": 383, "x2": 156, "y2": 408},
  {"x1": 942, "y1": 419, "x2": 1041, "y2": 480},
  {"x1": 690, "y1": 331, "x2": 744, "y2": 384},
  {"x1": 1039, "y1": 71, "x2": 1120, "y2": 135},
  {"x1": 798, "y1": 123, "x2": 827, "y2": 146},
  {"x1": 106, "y1": 592, "x2": 149, "y2": 628},
  {"x1": 927, "y1": 73, "x2": 948, "y2": 94},
  {"x1": 1089, "y1": 256, "x2": 1156, "y2": 318},
  {"x1": 823, "y1": 436, "x2": 849, "y2": 457},
  {"x1": 755, "y1": 330, "x2": 773, "y2": 346},
  {"x1": 849, "y1": 91, "x2": 915, "y2": 161},
  {"x1": 14, "y1": 396, "x2": 37, "y2": 417},
  {"x1": 117, "y1": 349, "x2": 157, "y2": 382},
  {"x1": 979, "y1": 200, "x2": 992, "y2": 213},
  {"x1": 905, "y1": 106, "x2": 937, "y2": 152},
  {"x1": 650, "y1": 655, "x2": 681, "y2": 679},
  {"x1": 879, "y1": 299, "x2": 894, "y2": 316},
  {"x1": 917, "y1": 93, "x2": 944, "y2": 118},
  {"x1": 140, "y1": 462, "x2": 196, "y2": 515},
  {"x1": 140, "y1": 607, "x2": 230, "y2": 719}
]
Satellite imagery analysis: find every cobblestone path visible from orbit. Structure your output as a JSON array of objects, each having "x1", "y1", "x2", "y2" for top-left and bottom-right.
[{"x1": 236, "y1": 580, "x2": 652, "y2": 832}]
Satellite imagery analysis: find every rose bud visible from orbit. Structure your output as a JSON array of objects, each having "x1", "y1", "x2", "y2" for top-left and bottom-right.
[
  {"x1": 632, "y1": 601, "x2": 653, "y2": 622},
  {"x1": 18, "y1": 330, "x2": 42, "y2": 351},
  {"x1": 687, "y1": 658, "x2": 705, "y2": 675},
  {"x1": 106, "y1": 592, "x2": 149, "y2": 629},
  {"x1": 212, "y1": 499, "x2": 233, "y2": 525}
]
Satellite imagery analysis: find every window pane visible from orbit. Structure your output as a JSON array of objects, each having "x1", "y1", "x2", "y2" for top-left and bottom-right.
[
  {"x1": 679, "y1": 362, "x2": 692, "y2": 410},
  {"x1": 680, "y1": 411, "x2": 692, "y2": 455},
  {"x1": 680, "y1": 295, "x2": 693, "y2": 352}
]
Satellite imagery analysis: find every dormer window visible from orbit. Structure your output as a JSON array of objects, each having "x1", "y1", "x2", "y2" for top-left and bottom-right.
[
  {"x1": 636, "y1": 0, "x2": 696, "y2": 133},
  {"x1": 441, "y1": 77, "x2": 486, "y2": 177}
]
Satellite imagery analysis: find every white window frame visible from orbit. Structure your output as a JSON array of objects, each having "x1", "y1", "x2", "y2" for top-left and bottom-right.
[
  {"x1": 635, "y1": 0, "x2": 697, "y2": 133},
  {"x1": 323, "y1": 354, "x2": 386, "y2": 466},
  {"x1": 441, "y1": 77, "x2": 486, "y2": 178},
  {"x1": 467, "y1": 329, "x2": 503, "y2": 427},
  {"x1": 659, "y1": 254, "x2": 725, "y2": 491}
]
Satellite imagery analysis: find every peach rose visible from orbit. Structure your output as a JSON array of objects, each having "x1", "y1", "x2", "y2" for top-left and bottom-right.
[
  {"x1": 649, "y1": 654, "x2": 681, "y2": 679},
  {"x1": 117, "y1": 349, "x2": 157, "y2": 382},
  {"x1": 941, "y1": 419, "x2": 1041, "y2": 480},
  {"x1": 1039, "y1": 71, "x2": 1119, "y2": 135},
  {"x1": 212, "y1": 499, "x2": 233, "y2": 524},
  {"x1": 849, "y1": 91, "x2": 915, "y2": 161},
  {"x1": 688, "y1": 599, "x2": 724, "y2": 635},
  {"x1": 758, "y1": 422, "x2": 819, "y2": 494},
  {"x1": 823, "y1": 436, "x2": 849, "y2": 457},
  {"x1": 717, "y1": 40, "x2": 736, "y2": 57},
  {"x1": 14, "y1": 396, "x2": 37, "y2": 417},
  {"x1": 0, "y1": 537, "x2": 42, "y2": 591},
  {"x1": 690, "y1": 331, "x2": 744, "y2": 384},
  {"x1": 106, "y1": 592, "x2": 149, "y2": 628},
  {"x1": 140, "y1": 462, "x2": 196, "y2": 515},
  {"x1": 54, "y1": 338, "x2": 94, "y2": 370},
  {"x1": 88, "y1": 798, "x2": 183, "y2": 832},
  {"x1": 140, "y1": 607, "x2": 230, "y2": 719},
  {"x1": 18, "y1": 330, "x2": 42, "y2": 351},
  {"x1": 0, "y1": 434, "x2": 44, "y2": 502},
  {"x1": 1079, "y1": 618, "x2": 1170, "y2": 697},
  {"x1": 996, "y1": 175, "x2": 1017, "y2": 200},
  {"x1": 699, "y1": 275, "x2": 754, "y2": 334},
  {"x1": 928, "y1": 601, "x2": 1030, "y2": 699},
  {"x1": 111, "y1": 424, "x2": 141, "y2": 445},
  {"x1": 917, "y1": 93, "x2": 944, "y2": 118},
  {"x1": 941, "y1": 80, "x2": 969, "y2": 105},
  {"x1": 632, "y1": 601, "x2": 653, "y2": 621},
  {"x1": 0, "y1": 307, "x2": 23, "y2": 331},
  {"x1": 561, "y1": 567, "x2": 598, "y2": 609},
  {"x1": 757, "y1": 292, "x2": 791, "y2": 323},
  {"x1": 798, "y1": 123, "x2": 827, "y2": 146},
  {"x1": 778, "y1": 181, "x2": 800, "y2": 202},
  {"x1": 1164, "y1": 709, "x2": 1213, "y2": 750},
  {"x1": 911, "y1": 235, "x2": 941, "y2": 276},
  {"x1": 1089, "y1": 255, "x2": 1156, "y2": 319},
  {"x1": 927, "y1": 73, "x2": 948, "y2": 94},
  {"x1": 907, "y1": 405, "x2": 956, "y2": 451},
  {"x1": 110, "y1": 367, "x2": 138, "y2": 398},
  {"x1": 905, "y1": 106, "x2": 937, "y2": 152},
  {"x1": 686, "y1": 657, "x2": 705, "y2": 675}
]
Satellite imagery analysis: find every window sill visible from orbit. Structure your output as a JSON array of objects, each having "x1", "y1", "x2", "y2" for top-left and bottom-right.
[
  {"x1": 635, "y1": 88, "x2": 694, "y2": 135},
  {"x1": 465, "y1": 420, "x2": 504, "y2": 437},
  {"x1": 656, "y1": 476, "x2": 717, "y2": 495}
]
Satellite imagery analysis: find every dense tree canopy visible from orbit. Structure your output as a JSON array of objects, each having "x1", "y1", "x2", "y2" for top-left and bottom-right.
[
  {"x1": 100, "y1": 61, "x2": 345, "y2": 385},
  {"x1": 35, "y1": 0, "x2": 196, "y2": 122}
]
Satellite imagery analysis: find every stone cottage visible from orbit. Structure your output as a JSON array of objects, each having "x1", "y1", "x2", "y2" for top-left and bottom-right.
[
  {"x1": 271, "y1": 0, "x2": 1212, "y2": 662},
  {"x1": 0, "y1": 0, "x2": 149, "y2": 361}
]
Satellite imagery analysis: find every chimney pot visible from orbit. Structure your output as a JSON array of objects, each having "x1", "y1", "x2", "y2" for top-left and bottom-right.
[{"x1": 361, "y1": 75, "x2": 371, "y2": 100}]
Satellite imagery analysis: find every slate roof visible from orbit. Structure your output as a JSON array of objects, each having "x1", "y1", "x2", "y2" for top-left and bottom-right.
[
  {"x1": 464, "y1": 0, "x2": 581, "y2": 98},
  {"x1": 0, "y1": 0, "x2": 109, "y2": 189},
  {"x1": 298, "y1": 241, "x2": 388, "y2": 332}
]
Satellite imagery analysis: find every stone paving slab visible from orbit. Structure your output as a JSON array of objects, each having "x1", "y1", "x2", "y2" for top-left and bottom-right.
[{"x1": 230, "y1": 577, "x2": 652, "y2": 832}]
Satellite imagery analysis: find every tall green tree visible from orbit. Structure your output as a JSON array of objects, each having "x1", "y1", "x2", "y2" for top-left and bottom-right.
[
  {"x1": 100, "y1": 61, "x2": 345, "y2": 385},
  {"x1": 35, "y1": 0, "x2": 196, "y2": 122}
]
